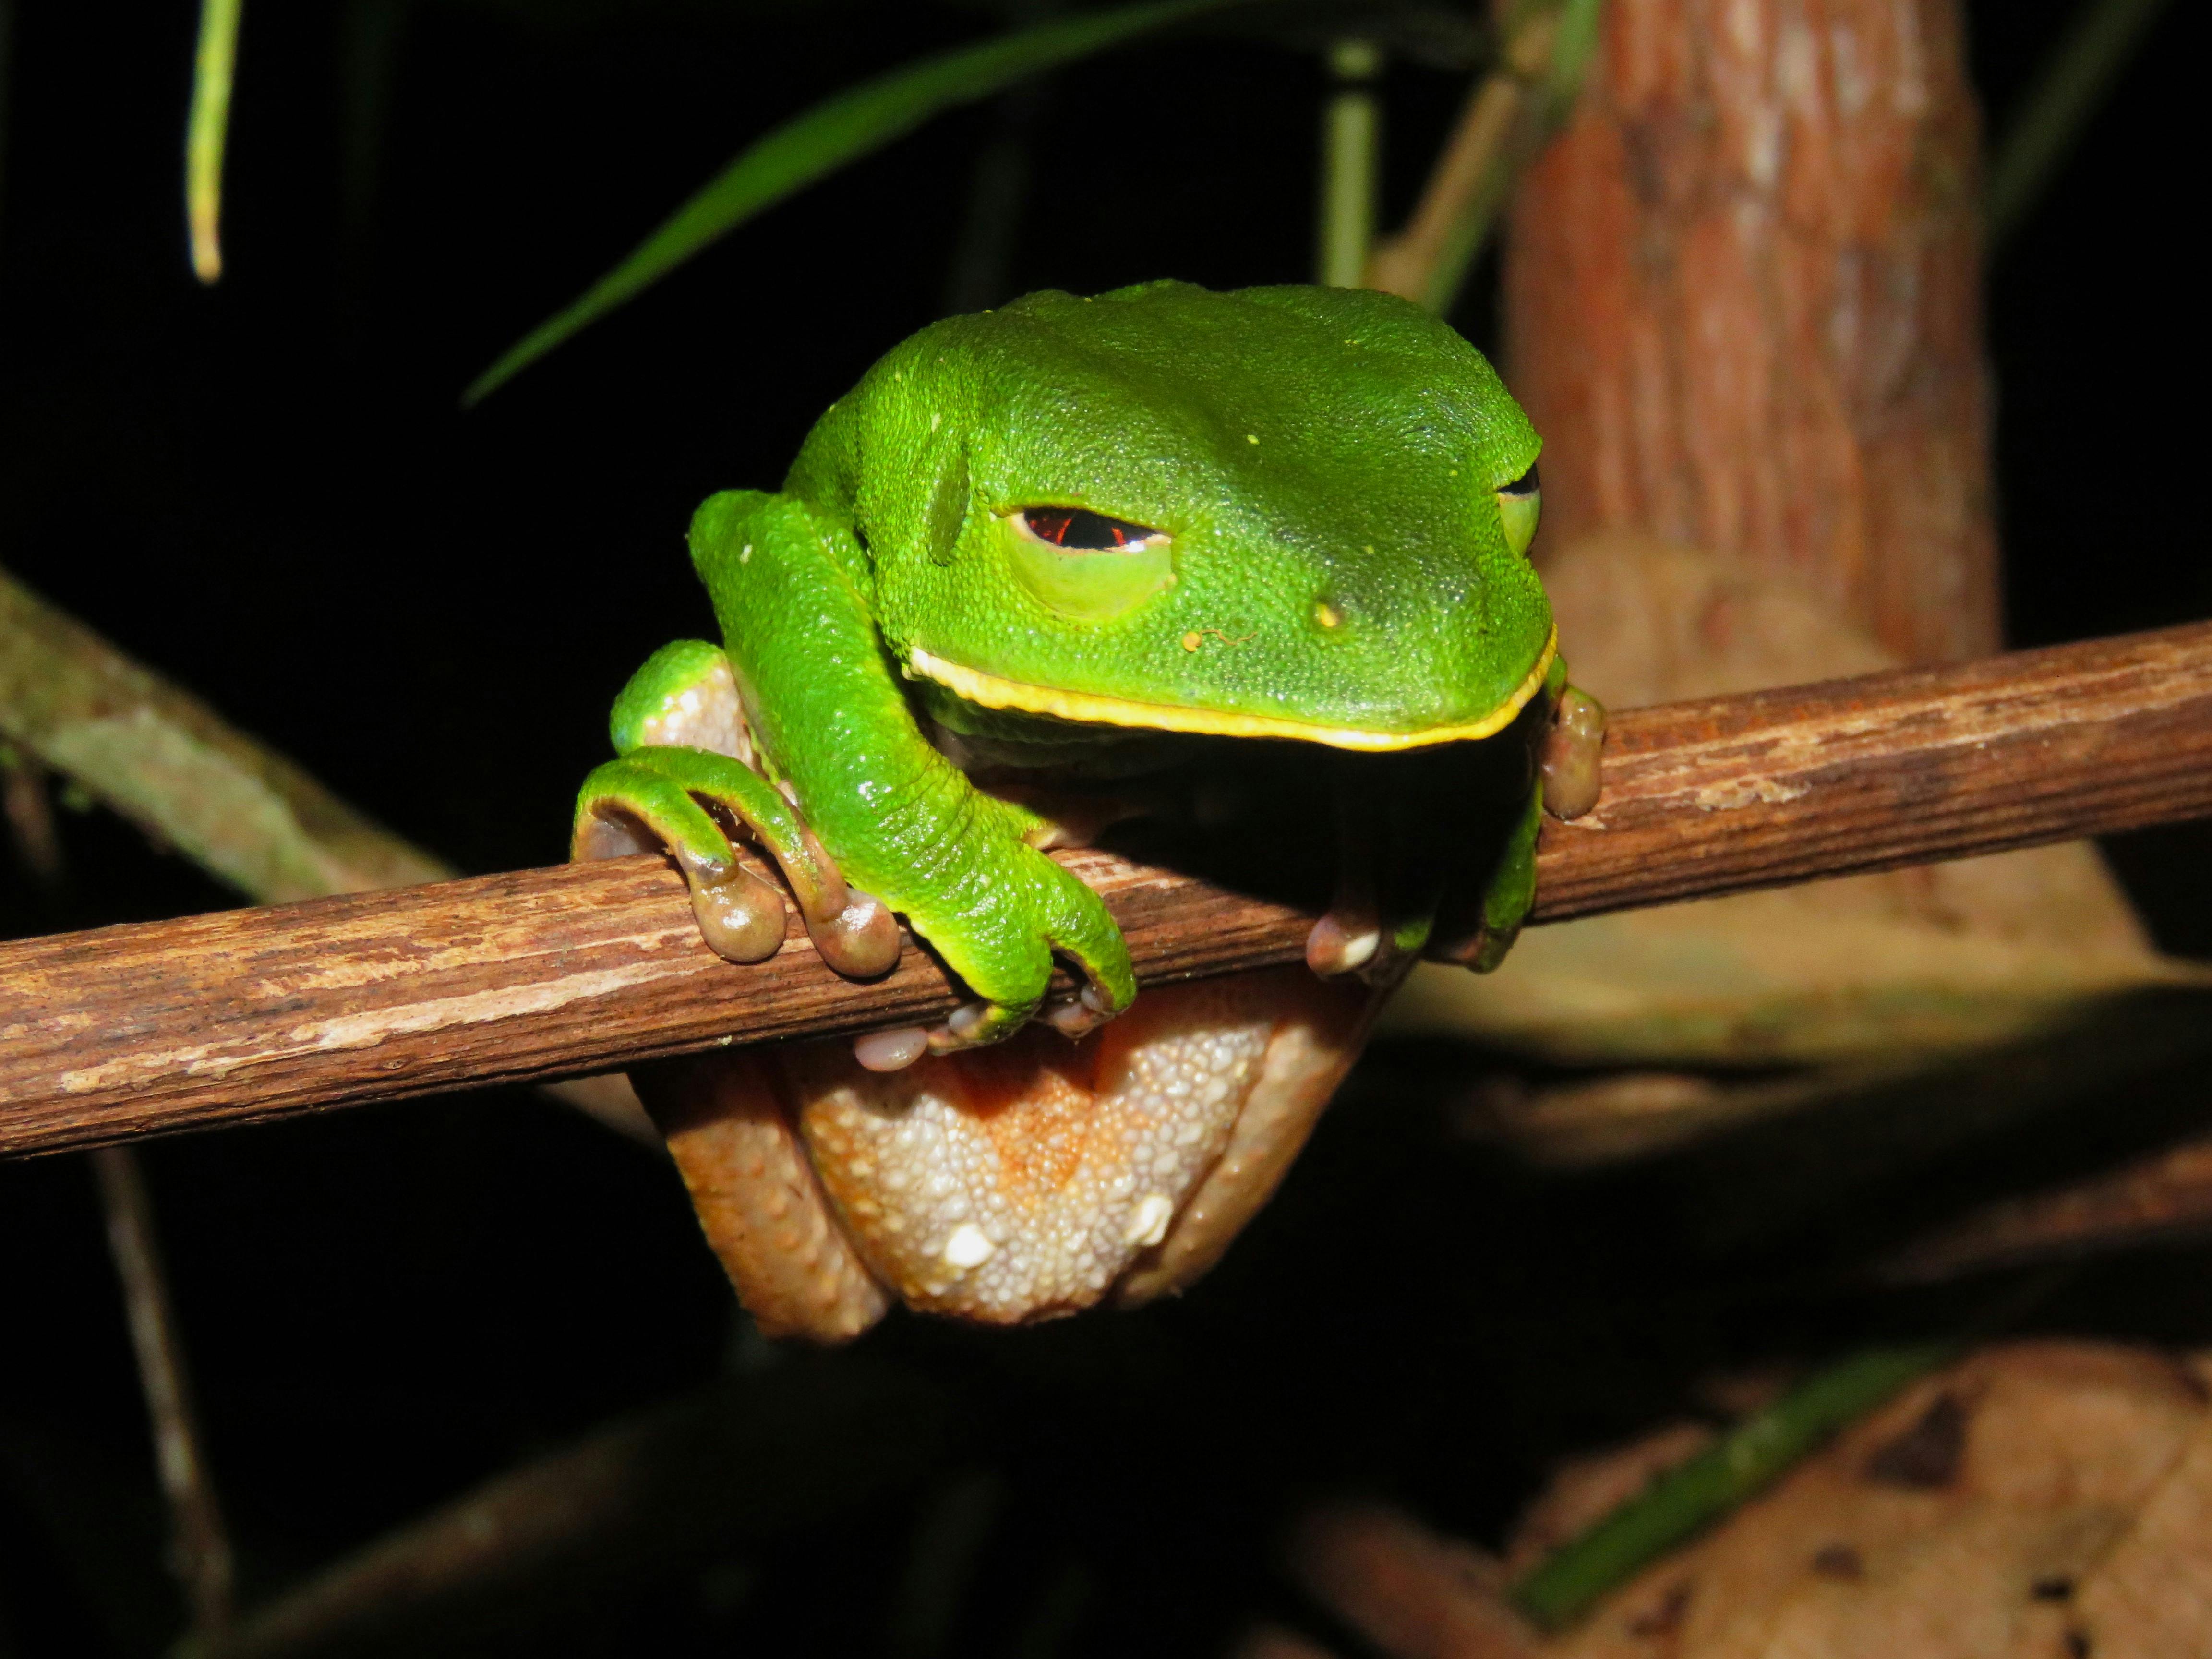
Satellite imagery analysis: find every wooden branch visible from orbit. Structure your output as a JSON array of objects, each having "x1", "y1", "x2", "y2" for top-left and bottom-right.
[
  {"x1": 3, "y1": 624, "x2": 2209, "y2": 1160},
  {"x1": 1876, "y1": 1128, "x2": 2212, "y2": 1285},
  {"x1": 0, "y1": 564, "x2": 451, "y2": 902}
]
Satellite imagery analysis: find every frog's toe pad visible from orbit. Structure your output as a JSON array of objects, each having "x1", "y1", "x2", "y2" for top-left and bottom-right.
[
  {"x1": 853, "y1": 1027, "x2": 930, "y2": 1072},
  {"x1": 1541, "y1": 686, "x2": 1607, "y2": 820},
  {"x1": 1306, "y1": 908, "x2": 1381, "y2": 978},
  {"x1": 685, "y1": 864, "x2": 790, "y2": 963},
  {"x1": 809, "y1": 888, "x2": 901, "y2": 979}
]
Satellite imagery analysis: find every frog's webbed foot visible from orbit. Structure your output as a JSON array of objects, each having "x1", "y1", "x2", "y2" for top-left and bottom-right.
[
  {"x1": 790, "y1": 967, "x2": 1369, "y2": 1328},
  {"x1": 572, "y1": 641, "x2": 902, "y2": 979},
  {"x1": 841, "y1": 841, "x2": 1133, "y2": 1071}
]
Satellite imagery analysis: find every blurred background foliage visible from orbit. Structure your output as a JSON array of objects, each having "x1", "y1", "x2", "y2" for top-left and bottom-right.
[{"x1": 0, "y1": 0, "x2": 2203, "y2": 1653}]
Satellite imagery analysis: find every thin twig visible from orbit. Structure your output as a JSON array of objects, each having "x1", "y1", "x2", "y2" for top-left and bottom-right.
[
  {"x1": 1363, "y1": 0, "x2": 1601, "y2": 312},
  {"x1": 1, "y1": 623, "x2": 2209, "y2": 1159},
  {"x1": 1877, "y1": 1126, "x2": 2212, "y2": 1284},
  {"x1": 177, "y1": 1358, "x2": 946, "y2": 1659},
  {"x1": 941, "y1": 0, "x2": 1063, "y2": 314},
  {"x1": 0, "y1": 565, "x2": 449, "y2": 903},
  {"x1": 0, "y1": 745, "x2": 62, "y2": 888},
  {"x1": 91, "y1": 1146, "x2": 234, "y2": 1636}
]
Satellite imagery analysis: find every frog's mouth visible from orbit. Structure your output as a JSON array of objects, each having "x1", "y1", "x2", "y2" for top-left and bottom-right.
[{"x1": 904, "y1": 627, "x2": 1557, "y2": 752}]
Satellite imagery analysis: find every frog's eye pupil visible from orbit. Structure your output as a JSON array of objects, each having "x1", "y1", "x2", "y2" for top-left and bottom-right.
[
  {"x1": 1499, "y1": 462, "x2": 1540, "y2": 499},
  {"x1": 1018, "y1": 507, "x2": 1163, "y2": 552}
]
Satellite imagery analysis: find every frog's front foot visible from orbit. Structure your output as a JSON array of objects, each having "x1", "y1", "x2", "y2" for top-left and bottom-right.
[
  {"x1": 846, "y1": 806, "x2": 1134, "y2": 1069},
  {"x1": 573, "y1": 640, "x2": 903, "y2": 981},
  {"x1": 1309, "y1": 677, "x2": 1610, "y2": 982},
  {"x1": 575, "y1": 750, "x2": 902, "y2": 979}
]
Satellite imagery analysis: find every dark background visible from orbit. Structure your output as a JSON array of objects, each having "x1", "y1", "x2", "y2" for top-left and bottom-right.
[{"x1": 0, "y1": 1, "x2": 2203, "y2": 1653}]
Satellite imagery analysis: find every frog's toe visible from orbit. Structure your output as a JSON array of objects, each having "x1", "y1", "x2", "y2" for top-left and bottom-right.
[
  {"x1": 672, "y1": 844, "x2": 790, "y2": 964},
  {"x1": 852, "y1": 1026, "x2": 931, "y2": 1072},
  {"x1": 808, "y1": 887, "x2": 902, "y2": 979},
  {"x1": 1041, "y1": 983, "x2": 1118, "y2": 1040},
  {"x1": 575, "y1": 759, "x2": 796, "y2": 965},
  {"x1": 926, "y1": 998, "x2": 1034, "y2": 1056},
  {"x1": 1540, "y1": 684, "x2": 1607, "y2": 819},
  {"x1": 1304, "y1": 856, "x2": 1427, "y2": 987},
  {"x1": 1305, "y1": 905, "x2": 1382, "y2": 978}
]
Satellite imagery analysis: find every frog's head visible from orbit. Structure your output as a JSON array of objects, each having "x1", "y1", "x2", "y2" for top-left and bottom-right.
[{"x1": 789, "y1": 281, "x2": 1552, "y2": 750}]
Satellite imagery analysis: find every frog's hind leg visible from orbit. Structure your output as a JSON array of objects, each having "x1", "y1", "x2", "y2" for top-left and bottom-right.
[
  {"x1": 1111, "y1": 969, "x2": 1374, "y2": 1307},
  {"x1": 636, "y1": 1052, "x2": 894, "y2": 1343}
]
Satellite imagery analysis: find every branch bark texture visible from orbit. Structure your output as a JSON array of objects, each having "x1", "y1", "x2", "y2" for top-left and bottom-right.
[
  {"x1": 1505, "y1": 0, "x2": 1998, "y2": 665},
  {"x1": 2, "y1": 624, "x2": 2208, "y2": 1159}
]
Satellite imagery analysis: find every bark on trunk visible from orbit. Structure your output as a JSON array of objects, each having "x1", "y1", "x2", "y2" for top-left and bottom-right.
[{"x1": 1503, "y1": 0, "x2": 1999, "y2": 665}]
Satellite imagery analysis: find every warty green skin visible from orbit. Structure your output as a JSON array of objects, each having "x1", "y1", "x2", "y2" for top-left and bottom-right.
[
  {"x1": 787, "y1": 281, "x2": 1550, "y2": 731},
  {"x1": 577, "y1": 281, "x2": 1559, "y2": 1046}
]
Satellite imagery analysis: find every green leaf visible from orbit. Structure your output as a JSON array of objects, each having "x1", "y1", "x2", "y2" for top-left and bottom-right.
[
  {"x1": 187, "y1": 0, "x2": 245, "y2": 283},
  {"x1": 465, "y1": 0, "x2": 1241, "y2": 405}
]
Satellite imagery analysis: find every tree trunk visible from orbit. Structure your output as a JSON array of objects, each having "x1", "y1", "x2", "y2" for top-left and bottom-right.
[{"x1": 1503, "y1": 0, "x2": 1999, "y2": 665}]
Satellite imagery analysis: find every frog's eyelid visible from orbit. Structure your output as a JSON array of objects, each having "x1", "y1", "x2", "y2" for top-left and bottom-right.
[
  {"x1": 1010, "y1": 506, "x2": 1169, "y2": 553},
  {"x1": 1494, "y1": 463, "x2": 1542, "y2": 557},
  {"x1": 1496, "y1": 461, "x2": 1541, "y2": 499}
]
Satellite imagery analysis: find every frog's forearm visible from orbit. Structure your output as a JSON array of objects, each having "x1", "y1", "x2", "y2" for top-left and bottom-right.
[
  {"x1": 691, "y1": 491, "x2": 1134, "y2": 1015},
  {"x1": 691, "y1": 491, "x2": 999, "y2": 891}
]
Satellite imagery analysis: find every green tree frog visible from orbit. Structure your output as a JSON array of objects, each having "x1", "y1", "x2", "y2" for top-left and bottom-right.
[{"x1": 574, "y1": 281, "x2": 1602, "y2": 1340}]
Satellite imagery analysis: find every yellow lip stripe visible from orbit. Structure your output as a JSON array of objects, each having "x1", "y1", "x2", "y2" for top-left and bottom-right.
[{"x1": 906, "y1": 626, "x2": 1558, "y2": 752}]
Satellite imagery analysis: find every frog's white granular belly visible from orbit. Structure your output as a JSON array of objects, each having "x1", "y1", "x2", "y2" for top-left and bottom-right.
[{"x1": 792, "y1": 980, "x2": 1274, "y2": 1322}]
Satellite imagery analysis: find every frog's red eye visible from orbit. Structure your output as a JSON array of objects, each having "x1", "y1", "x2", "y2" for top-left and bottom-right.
[{"x1": 1015, "y1": 507, "x2": 1166, "y2": 552}]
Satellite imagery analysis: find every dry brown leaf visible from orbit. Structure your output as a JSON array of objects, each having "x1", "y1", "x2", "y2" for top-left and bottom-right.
[{"x1": 1286, "y1": 1342, "x2": 2212, "y2": 1659}]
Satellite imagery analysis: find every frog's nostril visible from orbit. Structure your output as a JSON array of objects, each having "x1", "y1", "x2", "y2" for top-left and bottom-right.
[{"x1": 1313, "y1": 600, "x2": 1343, "y2": 630}]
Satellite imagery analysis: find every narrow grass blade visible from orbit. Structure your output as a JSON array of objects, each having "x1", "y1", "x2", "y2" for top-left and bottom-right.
[
  {"x1": 465, "y1": 0, "x2": 1238, "y2": 405},
  {"x1": 1508, "y1": 1343, "x2": 1953, "y2": 1630},
  {"x1": 186, "y1": 0, "x2": 244, "y2": 283},
  {"x1": 1986, "y1": 0, "x2": 2174, "y2": 252}
]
